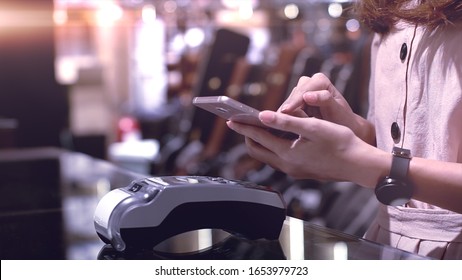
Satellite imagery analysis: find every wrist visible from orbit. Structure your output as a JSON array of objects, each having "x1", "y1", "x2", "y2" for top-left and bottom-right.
[
  {"x1": 375, "y1": 147, "x2": 414, "y2": 206},
  {"x1": 353, "y1": 115, "x2": 376, "y2": 146},
  {"x1": 349, "y1": 144, "x2": 391, "y2": 189}
]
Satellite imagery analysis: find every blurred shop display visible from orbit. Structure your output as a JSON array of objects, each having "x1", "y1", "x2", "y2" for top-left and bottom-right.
[
  {"x1": 0, "y1": 118, "x2": 18, "y2": 149},
  {"x1": 0, "y1": 0, "x2": 375, "y2": 236},
  {"x1": 0, "y1": 0, "x2": 69, "y2": 149}
]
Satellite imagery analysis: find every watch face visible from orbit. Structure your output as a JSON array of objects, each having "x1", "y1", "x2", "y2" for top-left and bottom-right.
[{"x1": 375, "y1": 177, "x2": 413, "y2": 206}]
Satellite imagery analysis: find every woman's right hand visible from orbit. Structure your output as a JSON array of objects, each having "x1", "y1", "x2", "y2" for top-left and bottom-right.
[{"x1": 279, "y1": 73, "x2": 375, "y2": 145}]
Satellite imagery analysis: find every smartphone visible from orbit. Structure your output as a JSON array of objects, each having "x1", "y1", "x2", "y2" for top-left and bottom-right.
[
  {"x1": 193, "y1": 96, "x2": 264, "y2": 127},
  {"x1": 193, "y1": 96, "x2": 298, "y2": 140}
]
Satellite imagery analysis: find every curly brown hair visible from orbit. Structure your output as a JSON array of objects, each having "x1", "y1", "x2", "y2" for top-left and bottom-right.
[{"x1": 355, "y1": 0, "x2": 462, "y2": 34}]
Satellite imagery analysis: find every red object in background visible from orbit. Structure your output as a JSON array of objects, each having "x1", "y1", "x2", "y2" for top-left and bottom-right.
[{"x1": 117, "y1": 116, "x2": 141, "y2": 142}]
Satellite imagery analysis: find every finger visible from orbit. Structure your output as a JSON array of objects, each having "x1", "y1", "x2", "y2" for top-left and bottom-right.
[
  {"x1": 244, "y1": 137, "x2": 281, "y2": 169},
  {"x1": 278, "y1": 76, "x2": 311, "y2": 113},
  {"x1": 285, "y1": 107, "x2": 309, "y2": 118},
  {"x1": 227, "y1": 120, "x2": 289, "y2": 146},
  {"x1": 279, "y1": 73, "x2": 335, "y2": 113},
  {"x1": 259, "y1": 110, "x2": 339, "y2": 141},
  {"x1": 227, "y1": 120, "x2": 295, "y2": 159},
  {"x1": 303, "y1": 90, "x2": 336, "y2": 107},
  {"x1": 227, "y1": 120, "x2": 266, "y2": 137}
]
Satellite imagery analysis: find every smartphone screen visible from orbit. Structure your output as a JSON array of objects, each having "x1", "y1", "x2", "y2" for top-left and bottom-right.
[{"x1": 193, "y1": 96, "x2": 298, "y2": 140}]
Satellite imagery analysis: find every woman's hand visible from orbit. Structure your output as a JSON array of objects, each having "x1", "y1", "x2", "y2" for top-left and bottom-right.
[
  {"x1": 280, "y1": 73, "x2": 375, "y2": 145},
  {"x1": 227, "y1": 111, "x2": 389, "y2": 188}
]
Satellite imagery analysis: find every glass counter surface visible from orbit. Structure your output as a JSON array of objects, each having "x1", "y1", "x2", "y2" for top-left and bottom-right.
[{"x1": 0, "y1": 148, "x2": 428, "y2": 260}]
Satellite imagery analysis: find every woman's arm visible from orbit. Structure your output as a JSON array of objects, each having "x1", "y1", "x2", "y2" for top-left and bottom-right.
[
  {"x1": 410, "y1": 157, "x2": 462, "y2": 214},
  {"x1": 244, "y1": 73, "x2": 462, "y2": 213},
  {"x1": 227, "y1": 111, "x2": 462, "y2": 214}
]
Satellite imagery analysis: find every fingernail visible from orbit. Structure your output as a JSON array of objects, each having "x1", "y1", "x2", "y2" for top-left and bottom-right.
[
  {"x1": 259, "y1": 111, "x2": 276, "y2": 124},
  {"x1": 280, "y1": 105, "x2": 289, "y2": 113},
  {"x1": 304, "y1": 92, "x2": 317, "y2": 103},
  {"x1": 226, "y1": 121, "x2": 234, "y2": 129}
]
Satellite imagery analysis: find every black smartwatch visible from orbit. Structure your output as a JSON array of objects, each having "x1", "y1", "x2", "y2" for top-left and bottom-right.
[{"x1": 375, "y1": 147, "x2": 414, "y2": 206}]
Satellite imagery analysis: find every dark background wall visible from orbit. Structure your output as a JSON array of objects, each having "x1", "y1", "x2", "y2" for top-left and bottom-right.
[{"x1": 0, "y1": 0, "x2": 68, "y2": 148}]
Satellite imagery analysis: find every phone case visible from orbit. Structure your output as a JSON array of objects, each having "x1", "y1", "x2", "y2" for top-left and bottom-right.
[
  {"x1": 193, "y1": 96, "x2": 299, "y2": 140},
  {"x1": 193, "y1": 96, "x2": 264, "y2": 127}
]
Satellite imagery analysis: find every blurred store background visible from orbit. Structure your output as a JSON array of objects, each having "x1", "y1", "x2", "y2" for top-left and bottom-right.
[{"x1": 0, "y1": 0, "x2": 376, "y2": 237}]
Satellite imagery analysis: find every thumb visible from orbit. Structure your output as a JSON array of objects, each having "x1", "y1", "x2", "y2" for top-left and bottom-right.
[{"x1": 259, "y1": 110, "x2": 334, "y2": 141}]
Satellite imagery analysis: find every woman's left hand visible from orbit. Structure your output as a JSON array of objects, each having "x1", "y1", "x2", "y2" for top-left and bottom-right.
[{"x1": 227, "y1": 110, "x2": 388, "y2": 187}]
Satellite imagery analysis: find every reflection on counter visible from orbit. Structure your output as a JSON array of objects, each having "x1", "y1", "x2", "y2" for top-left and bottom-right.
[
  {"x1": 0, "y1": 148, "x2": 429, "y2": 260},
  {"x1": 97, "y1": 216, "x2": 429, "y2": 260},
  {"x1": 98, "y1": 229, "x2": 286, "y2": 260}
]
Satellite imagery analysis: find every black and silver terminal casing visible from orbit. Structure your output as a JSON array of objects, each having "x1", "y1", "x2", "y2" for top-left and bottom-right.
[{"x1": 94, "y1": 176, "x2": 286, "y2": 251}]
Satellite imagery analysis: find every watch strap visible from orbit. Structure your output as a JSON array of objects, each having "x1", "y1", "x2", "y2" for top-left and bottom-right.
[
  {"x1": 390, "y1": 147, "x2": 411, "y2": 180},
  {"x1": 374, "y1": 147, "x2": 414, "y2": 206}
]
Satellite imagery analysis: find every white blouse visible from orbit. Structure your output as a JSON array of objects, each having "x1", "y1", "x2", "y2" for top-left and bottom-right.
[{"x1": 365, "y1": 21, "x2": 462, "y2": 259}]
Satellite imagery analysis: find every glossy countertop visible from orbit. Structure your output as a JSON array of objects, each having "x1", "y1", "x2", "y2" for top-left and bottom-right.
[{"x1": 0, "y1": 148, "x2": 428, "y2": 260}]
